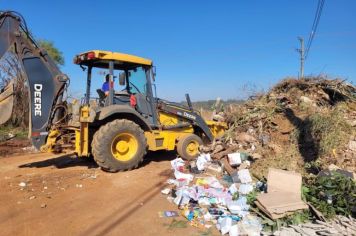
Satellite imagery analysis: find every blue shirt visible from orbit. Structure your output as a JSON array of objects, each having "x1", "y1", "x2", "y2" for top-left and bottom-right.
[{"x1": 102, "y1": 82, "x2": 110, "y2": 92}]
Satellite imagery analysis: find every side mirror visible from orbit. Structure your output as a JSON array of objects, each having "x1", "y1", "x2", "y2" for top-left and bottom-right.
[{"x1": 119, "y1": 72, "x2": 126, "y2": 86}]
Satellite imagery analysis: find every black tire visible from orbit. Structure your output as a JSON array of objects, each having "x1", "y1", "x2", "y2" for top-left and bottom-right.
[
  {"x1": 92, "y1": 119, "x2": 147, "y2": 172},
  {"x1": 177, "y1": 134, "x2": 203, "y2": 161}
]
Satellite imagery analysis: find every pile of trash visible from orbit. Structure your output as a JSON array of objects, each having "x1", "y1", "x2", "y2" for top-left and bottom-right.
[
  {"x1": 162, "y1": 153, "x2": 263, "y2": 235},
  {"x1": 209, "y1": 77, "x2": 356, "y2": 178}
]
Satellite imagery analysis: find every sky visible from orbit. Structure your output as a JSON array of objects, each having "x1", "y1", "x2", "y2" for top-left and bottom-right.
[{"x1": 2, "y1": 0, "x2": 356, "y2": 102}]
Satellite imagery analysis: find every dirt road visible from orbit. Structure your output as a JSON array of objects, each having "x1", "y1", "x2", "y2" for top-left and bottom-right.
[{"x1": 0, "y1": 151, "x2": 217, "y2": 236}]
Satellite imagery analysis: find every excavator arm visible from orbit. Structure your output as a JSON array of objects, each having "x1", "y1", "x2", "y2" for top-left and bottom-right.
[{"x1": 0, "y1": 11, "x2": 69, "y2": 149}]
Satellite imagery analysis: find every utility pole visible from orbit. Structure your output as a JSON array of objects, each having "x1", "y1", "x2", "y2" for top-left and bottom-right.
[{"x1": 296, "y1": 37, "x2": 305, "y2": 79}]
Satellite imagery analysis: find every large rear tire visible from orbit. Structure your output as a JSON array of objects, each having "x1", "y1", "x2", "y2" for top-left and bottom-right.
[
  {"x1": 177, "y1": 134, "x2": 203, "y2": 161},
  {"x1": 92, "y1": 119, "x2": 147, "y2": 172}
]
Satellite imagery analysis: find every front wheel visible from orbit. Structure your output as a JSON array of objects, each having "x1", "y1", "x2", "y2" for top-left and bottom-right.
[
  {"x1": 91, "y1": 119, "x2": 147, "y2": 172},
  {"x1": 177, "y1": 134, "x2": 203, "y2": 161}
]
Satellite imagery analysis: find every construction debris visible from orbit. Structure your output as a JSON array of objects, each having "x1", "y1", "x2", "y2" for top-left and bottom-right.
[
  {"x1": 273, "y1": 215, "x2": 356, "y2": 236},
  {"x1": 255, "y1": 169, "x2": 308, "y2": 220}
]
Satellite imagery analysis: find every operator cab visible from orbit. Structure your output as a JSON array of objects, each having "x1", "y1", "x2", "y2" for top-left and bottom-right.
[{"x1": 73, "y1": 50, "x2": 158, "y2": 125}]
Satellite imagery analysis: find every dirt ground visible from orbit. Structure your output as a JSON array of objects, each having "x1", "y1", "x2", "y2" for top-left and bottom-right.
[
  {"x1": 0, "y1": 151, "x2": 219, "y2": 236},
  {"x1": 0, "y1": 139, "x2": 32, "y2": 157}
]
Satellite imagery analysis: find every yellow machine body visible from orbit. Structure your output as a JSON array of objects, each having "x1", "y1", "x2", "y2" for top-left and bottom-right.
[
  {"x1": 54, "y1": 108, "x2": 225, "y2": 157},
  {"x1": 42, "y1": 50, "x2": 227, "y2": 162},
  {"x1": 144, "y1": 111, "x2": 226, "y2": 152}
]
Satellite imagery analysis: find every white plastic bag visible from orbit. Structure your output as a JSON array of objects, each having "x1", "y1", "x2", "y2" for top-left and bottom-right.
[
  {"x1": 229, "y1": 224, "x2": 239, "y2": 236},
  {"x1": 229, "y1": 183, "x2": 238, "y2": 195},
  {"x1": 196, "y1": 153, "x2": 211, "y2": 171},
  {"x1": 238, "y1": 183, "x2": 253, "y2": 195},
  {"x1": 217, "y1": 217, "x2": 232, "y2": 235},
  {"x1": 171, "y1": 158, "x2": 185, "y2": 171}
]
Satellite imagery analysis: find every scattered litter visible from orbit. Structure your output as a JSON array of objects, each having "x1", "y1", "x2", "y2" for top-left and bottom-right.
[
  {"x1": 161, "y1": 188, "x2": 171, "y2": 195},
  {"x1": 206, "y1": 163, "x2": 223, "y2": 177},
  {"x1": 229, "y1": 224, "x2": 239, "y2": 236},
  {"x1": 75, "y1": 184, "x2": 83, "y2": 188},
  {"x1": 29, "y1": 195, "x2": 36, "y2": 200},
  {"x1": 216, "y1": 217, "x2": 232, "y2": 235},
  {"x1": 196, "y1": 153, "x2": 211, "y2": 171},
  {"x1": 230, "y1": 171, "x2": 240, "y2": 183},
  {"x1": 171, "y1": 158, "x2": 185, "y2": 172},
  {"x1": 21, "y1": 146, "x2": 37, "y2": 152},
  {"x1": 238, "y1": 215, "x2": 262, "y2": 236},
  {"x1": 228, "y1": 184, "x2": 238, "y2": 195},
  {"x1": 173, "y1": 171, "x2": 193, "y2": 184},
  {"x1": 18, "y1": 182, "x2": 26, "y2": 187},
  {"x1": 237, "y1": 169, "x2": 252, "y2": 183},
  {"x1": 227, "y1": 152, "x2": 249, "y2": 167},
  {"x1": 238, "y1": 183, "x2": 253, "y2": 195},
  {"x1": 227, "y1": 152, "x2": 242, "y2": 166},
  {"x1": 158, "y1": 211, "x2": 179, "y2": 218},
  {"x1": 40, "y1": 203, "x2": 47, "y2": 208}
]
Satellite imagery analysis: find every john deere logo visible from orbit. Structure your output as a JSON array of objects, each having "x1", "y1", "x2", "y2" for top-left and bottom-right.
[{"x1": 34, "y1": 84, "x2": 42, "y2": 116}]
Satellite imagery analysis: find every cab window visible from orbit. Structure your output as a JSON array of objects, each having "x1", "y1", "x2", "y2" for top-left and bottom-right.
[{"x1": 128, "y1": 67, "x2": 146, "y2": 94}]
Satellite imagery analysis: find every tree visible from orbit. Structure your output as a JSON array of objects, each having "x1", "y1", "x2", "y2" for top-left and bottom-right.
[{"x1": 37, "y1": 40, "x2": 65, "y2": 66}]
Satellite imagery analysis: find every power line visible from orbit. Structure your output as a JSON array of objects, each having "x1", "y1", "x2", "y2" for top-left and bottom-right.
[{"x1": 305, "y1": 0, "x2": 325, "y2": 59}]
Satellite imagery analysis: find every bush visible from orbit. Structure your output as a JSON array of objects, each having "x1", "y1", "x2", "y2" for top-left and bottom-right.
[{"x1": 303, "y1": 172, "x2": 356, "y2": 218}]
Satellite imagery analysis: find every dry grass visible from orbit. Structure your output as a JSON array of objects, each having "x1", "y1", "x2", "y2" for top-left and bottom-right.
[
  {"x1": 250, "y1": 143, "x2": 303, "y2": 179},
  {"x1": 307, "y1": 104, "x2": 352, "y2": 157}
]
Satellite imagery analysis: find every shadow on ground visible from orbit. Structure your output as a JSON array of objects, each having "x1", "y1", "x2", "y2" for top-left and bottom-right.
[
  {"x1": 142, "y1": 150, "x2": 178, "y2": 166},
  {"x1": 18, "y1": 150, "x2": 178, "y2": 171},
  {"x1": 18, "y1": 154, "x2": 98, "y2": 169},
  {"x1": 283, "y1": 108, "x2": 319, "y2": 163}
]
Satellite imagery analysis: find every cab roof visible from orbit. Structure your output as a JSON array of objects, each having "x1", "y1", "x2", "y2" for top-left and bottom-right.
[{"x1": 73, "y1": 50, "x2": 152, "y2": 69}]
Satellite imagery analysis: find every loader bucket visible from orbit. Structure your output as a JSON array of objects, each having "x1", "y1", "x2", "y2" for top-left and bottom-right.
[
  {"x1": 0, "y1": 81, "x2": 14, "y2": 125},
  {"x1": 206, "y1": 120, "x2": 227, "y2": 139}
]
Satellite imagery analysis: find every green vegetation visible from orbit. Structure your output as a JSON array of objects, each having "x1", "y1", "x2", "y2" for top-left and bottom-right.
[
  {"x1": 38, "y1": 40, "x2": 65, "y2": 66},
  {"x1": 164, "y1": 219, "x2": 188, "y2": 230},
  {"x1": 303, "y1": 172, "x2": 356, "y2": 218},
  {"x1": 0, "y1": 124, "x2": 28, "y2": 140}
]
